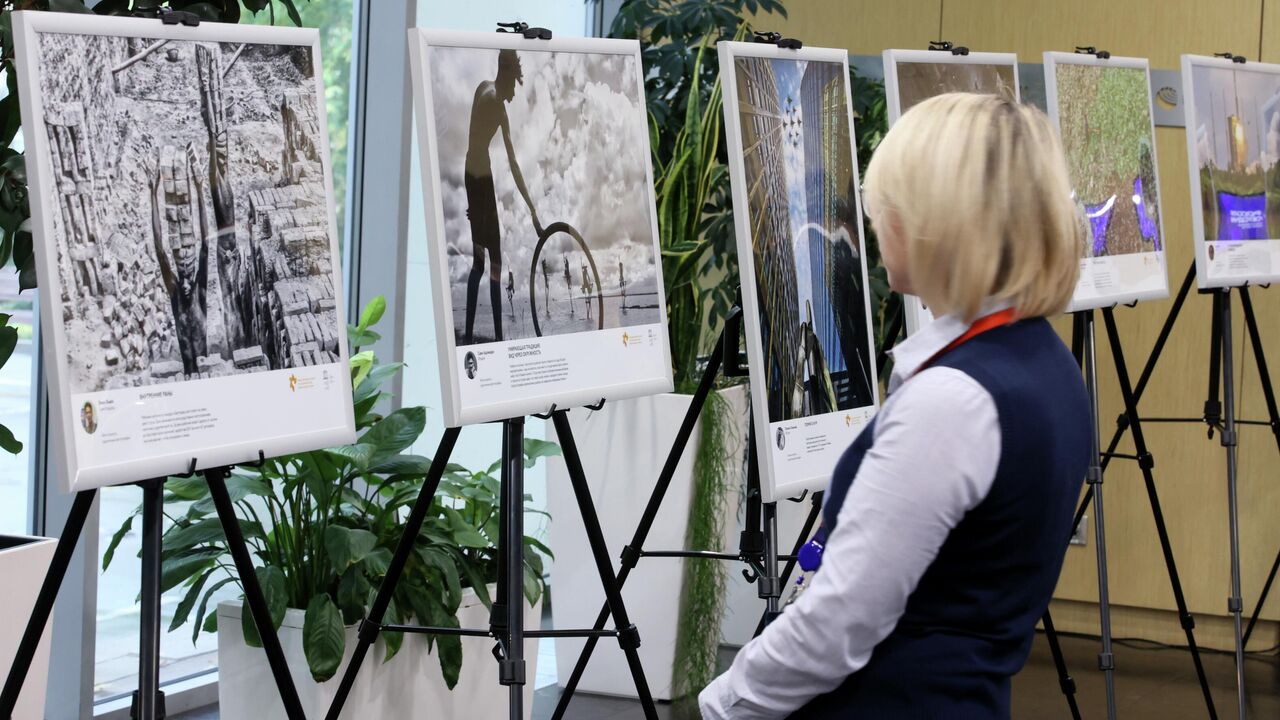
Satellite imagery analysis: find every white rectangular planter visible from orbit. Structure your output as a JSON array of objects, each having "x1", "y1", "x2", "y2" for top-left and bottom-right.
[
  {"x1": 0, "y1": 535, "x2": 57, "y2": 720},
  {"x1": 547, "y1": 387, "x2": 748, "y2": 700},
  {"x1": 217, "y1": 584, "x2": 541, "y2": 719}
]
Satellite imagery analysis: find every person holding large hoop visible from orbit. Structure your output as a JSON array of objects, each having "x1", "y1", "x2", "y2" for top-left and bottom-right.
[{"x1": 462, "y1": 49, "x2": 541, "y2": 344}]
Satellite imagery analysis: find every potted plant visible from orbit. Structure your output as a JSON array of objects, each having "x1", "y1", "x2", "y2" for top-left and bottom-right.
[
  {"x1": 104, "y1": 297, "x2": 558, "y2": 719},
  {"x1": 546, "y1": 0, "x2": 782, "y2": 710}
]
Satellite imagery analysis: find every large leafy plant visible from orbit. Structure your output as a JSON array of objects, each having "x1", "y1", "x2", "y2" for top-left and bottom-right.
[
  {"x1": 0, "y1": 0, "x2": 315, "y2": 455},
  {"x1": 104, "y1": 297, "x2": 557, "y2": 687}
]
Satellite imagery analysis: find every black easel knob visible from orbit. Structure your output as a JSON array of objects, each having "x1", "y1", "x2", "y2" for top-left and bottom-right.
[
  {"x1": 1215, "y1": 51, "x2": 1247, "y2": 63},
  {"x1": 497, "y1": 20, "x2": 552, "y2": 40},
  {"x1": 929, "y1": 40, "x2": 969, "y2": 55}
]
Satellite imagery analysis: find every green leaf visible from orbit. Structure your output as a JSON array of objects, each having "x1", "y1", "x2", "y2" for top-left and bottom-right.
[
  {"x1": 358, "y1": 295, "x2": 387, "y2": 331},
  {"x1": 0, "y1": 325, "x2": 17, "y2": 369},
  {"x1": 48, "y1": 0, "x2": 95, "y2": 13},
  {"x1": 160, "y1": 548, "x2": 222, "y2": 594},
  {"x1": 303, "y1": 595, "x2": 346, "y2": 682},
  {"x1": 368, "y1": 453, "x2": 432, "y2": 476},
  {"x1": 359, "y1": 406, "x2": 426, "y2": 467},
  {"x1": 349, "y1": 350, "x2": 374, "y2": 388},
  {"x1": 192, "y1": 577, "x2": 237, "y2": 644},
  {"x1": 0, "y1": 424, "x2": 21, "y2": 455},
  {"x1": 325, "y1": 443, "x2": 376, "y2": 471},
  {"x1": 522, "y1": 438, "x2": 561, "y2": 468},
  {"x1": 325, "y1": 525, "x2": 378, "y2": 571},
  {"x1": 17, "y1": 252, "x2": 36, "y2": 292},
  {"x1": 361, "y1": 547, "x2": 392, "y2": 577},
  {"x1": 240, "y1": 566, "x2": 287, "y2": 648},
  {"x1": 169, "y1": 569, "x2": 213, "y2": 633},
  {"x1": 336, "y1": 566, "x2": 372, "y2": 620},
  {"x1": 382, "y1": 598, "x2": 403, "y2": 663},
  {"x1": 102, "y1": 513, "x2": 135, "y2": 571},
  {"x1": 162, "y1": 517, "x2": 228, "y2": 552}
]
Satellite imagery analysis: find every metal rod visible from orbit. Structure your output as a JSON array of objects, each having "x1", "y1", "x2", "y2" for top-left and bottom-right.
[
  {"x1": 323, "y1": 427, "x2": 461, "y2": 720},
  {"x1": 1102, "y1": 307, "x2": 1218, "y2": 719},
  {"x1": 552, "y1": 410, "x2": 658, "y2": 719},
  {"x1": 550, "y1": 328, "x2": 727, "y2": 719},
  {"x1": 1082, "y1": 310, "x2": 1118, "y2": 720},
  {"x1": 135, "y1": 479, "x2": 165, "y2": 720},
  {"x1": 1218, "y1": 290, "x2": 1248, "y2": 720},
  {"x1": 0, "y1": 490, "x2": 96, "y2": 717}
]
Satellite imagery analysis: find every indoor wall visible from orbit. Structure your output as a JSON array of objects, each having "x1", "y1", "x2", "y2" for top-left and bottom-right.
[{"x1": 761, "y1": 0, "x2": 1280, "y2": 651}]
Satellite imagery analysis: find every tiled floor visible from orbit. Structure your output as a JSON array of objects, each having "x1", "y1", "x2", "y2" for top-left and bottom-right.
[{"x1": 176, "y1": 632, "x2": 1280, "y2": 718}]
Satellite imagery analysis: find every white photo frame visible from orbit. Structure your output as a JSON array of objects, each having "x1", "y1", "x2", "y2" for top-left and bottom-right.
[
  {"x1": 1044, "y1": 52, "x2": 1170, "y2": 311},
  {"x1": 882, "y1": 49, "x2": 1021, "y2": 334},
  {"x1": 1181, "y1": 54, "x2": 1280, "y2": 289},
  {"x1": 407, "y1": 29, "x2": 673, "y2": 428},
  {"x1": 719, "y1": 41, "x2": 881, "y2": 503},
  {"x1": 13, "y1": 11, "x2": 356, "y2": 492}
]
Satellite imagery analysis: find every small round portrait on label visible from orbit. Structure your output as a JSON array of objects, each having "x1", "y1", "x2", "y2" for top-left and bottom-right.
[
  {"x1": 81, "y1": 401, "x2": 98, "y2": 435},
  {"x1": 464, "y1": 351, "x2": 479, "y2": 380},
  {"x1": 775, "y1": 427, "x2": 786, "y2": 450}
]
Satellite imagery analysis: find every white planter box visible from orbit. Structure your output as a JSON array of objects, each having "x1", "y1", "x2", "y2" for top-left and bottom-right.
[
  {"x1": 0, "y1": 535, "x2": 57, "y2": 720},
  {"x1": 547, "y1": 387, "x2": 749, "y2": 700},
  {"x1": 217, "y1": 584, "x2": 541, "y2": 719}
]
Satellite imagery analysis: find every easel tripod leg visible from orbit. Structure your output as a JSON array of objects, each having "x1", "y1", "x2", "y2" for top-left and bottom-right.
[
  {"x1": 500, "y1": 418, "x2": 527, "y2": 720},
  {"x1": 205, "y1": 468, "x2": 306, "y2": 720},
  {"x1": 754, "y1": 491, "x2": 824, "y2": 636},
  {"x1": 0, "y1": 490, "x2": 96, "y2": 718},
  {"x1": 1217, "y1": 290, "x2": 1248, "y2": 720},
  {"x1": 552, "y1": 411, "x2": 659, "y2": 720},
  {"x1": 134, "y1": 479, "x2": 165, "y2": 720},
  {"x1": 1040, "y1": 609, "x2": 1082, "y2": 720},
  {"x1": 1081, "y1": 310, "x2": 1118, "y2": 720},
  {"x1": 1102, "y1": 308, "x2": 1218, "y2": 719},
  {"x1": 550, "y1": 333, "x2": 727, "y2": 719},
  {"x1": 323, "y1": 427, "x2": 461, "y2": 720}
]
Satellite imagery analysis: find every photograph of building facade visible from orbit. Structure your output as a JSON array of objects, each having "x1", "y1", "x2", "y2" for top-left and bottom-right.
[{"x1": 734, "y1": 56, "x2": 874, "y2": 424}]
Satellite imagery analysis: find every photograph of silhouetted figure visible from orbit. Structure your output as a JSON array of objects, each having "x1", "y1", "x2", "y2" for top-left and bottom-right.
[
  {"x1": 462, "y1": 49, "x2": 541, "y2": 344},
  {"x1": 427, "y1": 42, "x2": 663, "y2": 347}
]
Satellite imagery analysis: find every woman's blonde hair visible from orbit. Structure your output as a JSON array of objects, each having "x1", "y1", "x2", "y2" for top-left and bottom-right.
[{"x1": 863, "y1": 92, "x2": 1083, "y2": 321}]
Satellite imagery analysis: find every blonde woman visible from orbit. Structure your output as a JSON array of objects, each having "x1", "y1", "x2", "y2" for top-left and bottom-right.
[{"x1": 701, "y1": 93, "x2": 1091, "y2": 719}]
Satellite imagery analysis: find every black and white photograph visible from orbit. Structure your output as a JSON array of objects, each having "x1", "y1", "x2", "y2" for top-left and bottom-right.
[
  {"x1": 15, "y1": 13, "x2": 355, "y2": 491},
  {"x1": 427, "y1": 43, "x2": 662, "y2": 347},
  {"x1": 36, "y1": 31, "x2": 340, "y2": 393}
]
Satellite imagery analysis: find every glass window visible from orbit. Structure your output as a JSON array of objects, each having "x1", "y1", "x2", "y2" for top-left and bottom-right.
[
  {"x1": 0, "y1": 264, "x2": 33, "y2": 536},
  {"x1": 93, "y1": 0, "x2": 357, "y2": 704}
]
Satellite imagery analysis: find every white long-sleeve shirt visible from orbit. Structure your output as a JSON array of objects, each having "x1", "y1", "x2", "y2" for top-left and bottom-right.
[{"x1": 699, "y1": 307, "x2": 1006, "y2": 719}]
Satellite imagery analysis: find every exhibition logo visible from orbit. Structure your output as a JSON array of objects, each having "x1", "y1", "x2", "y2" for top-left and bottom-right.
[
  {"x1": 289, "y1": 374, "x2": 298, "y2": 392},
  {"x1": 289, "y1": 373, "x2": 317, "y2": 392},
  {"x1": 622, "y1": 332, "x2": 630, "y2": 347}
]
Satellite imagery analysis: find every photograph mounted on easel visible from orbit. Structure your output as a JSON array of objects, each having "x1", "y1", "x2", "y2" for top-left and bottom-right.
[
  {"x1": 410, "y1": 30, "x2": 672, "y2": 427},
  {"x1": 882, "y1": 48, "x2": 1020, "y2": 333},
  {"x1": 720, "y1": 41, "x2": 879, "y2": 502},
  {"x1": 1183, "y1": 54, "x2": 1280, "y2": 288},
  {"x1": 13, "y1": 13, "x2": 355, "y2": 491},
  {"x1": 1044, "y1": 53, "x2": 1168, "y2": 311}
]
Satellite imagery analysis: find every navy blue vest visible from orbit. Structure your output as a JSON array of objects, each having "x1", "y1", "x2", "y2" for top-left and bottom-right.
[{"x1": 793, "y1": 318, "x2": 1090, "y2": 719}]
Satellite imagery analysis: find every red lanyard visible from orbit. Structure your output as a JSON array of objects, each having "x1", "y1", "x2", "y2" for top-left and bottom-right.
[{"x1": 915, "y1": 307, "x2": 1018, "y2": 376}]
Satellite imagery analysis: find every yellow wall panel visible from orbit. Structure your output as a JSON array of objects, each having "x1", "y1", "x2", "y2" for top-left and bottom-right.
[
  {"x1": 941, "y1": 0, "x2": 1262, "y2": 68},
  {"x1": 752, "y1": 0, "x2": 940, "y2": 55}
]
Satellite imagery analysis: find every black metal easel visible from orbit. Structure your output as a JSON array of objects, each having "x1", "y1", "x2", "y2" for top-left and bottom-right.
[
  {"x1": 1059, "y1": 259, "x2": 1279, "y2": 720},
  {"x1": 321, "y1": 411, "x2": 659, "y2": 720},
  {"x1": 547, "y1": 304, "x2": 790, "y2": 719},
  {"x1": 0, "y1": 458, "x2": 306, "y2": 720},
  {"x1": 4, "y1": 9, "x2": 306, "y2": 719}
]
